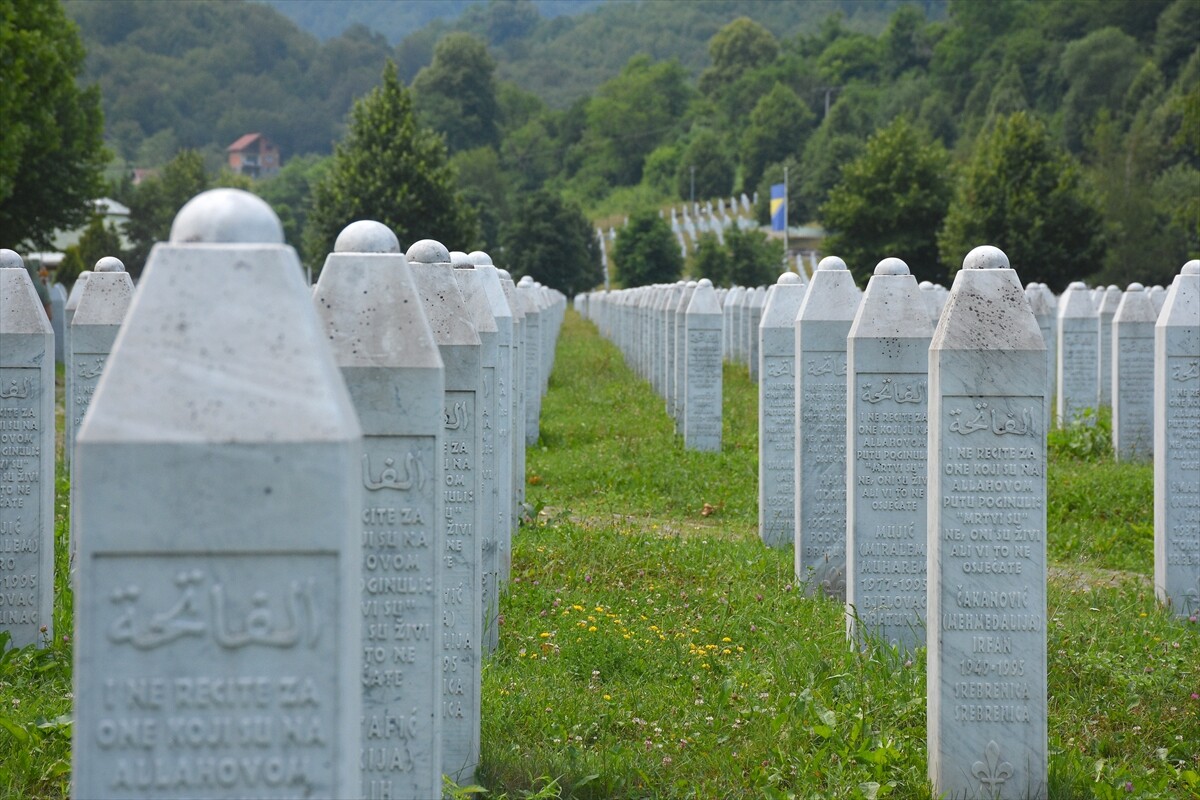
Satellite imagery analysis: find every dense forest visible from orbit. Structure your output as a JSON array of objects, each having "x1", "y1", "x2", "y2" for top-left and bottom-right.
[{"x1": 57, "y1": 0, "x2": 1199, "y2": 291}]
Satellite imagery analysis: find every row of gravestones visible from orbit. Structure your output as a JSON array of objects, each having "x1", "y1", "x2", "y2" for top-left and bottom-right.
[
  {"x1": 0, "y1": 188, "x2": 566, "y2": 800},
  {"x1": 575, "y1": 251, "x2": 1199, "y2": 800}
]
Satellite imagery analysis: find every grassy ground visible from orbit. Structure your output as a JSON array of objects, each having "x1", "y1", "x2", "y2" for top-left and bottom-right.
[{"x1": 1, "y1": 314, "x2": 1195, "y2": 799}]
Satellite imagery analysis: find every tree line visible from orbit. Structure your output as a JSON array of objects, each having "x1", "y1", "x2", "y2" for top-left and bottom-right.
[{"x1": 4, "y1": 1, "x2": 1197, "y2": 295}]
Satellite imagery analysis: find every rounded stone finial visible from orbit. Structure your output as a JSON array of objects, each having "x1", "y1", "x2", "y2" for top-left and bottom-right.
[
  {"x1": 962, "y1": 245, "x2": 1010, "y2": 270},
  {"x1": 1068, "y1": 281, "x2": 1088, "y2": 290},
  {"x1": 1126, "y1": 282, "x2": 1144, "y2": 292},
  {"x1": 777, "y1": 272, "x2": 801, "y2": 285},
  {"x1": 1183, "y1": 260, "x2": 1200, "y2": 275},
  {"x1": 518, "y1": 275, "x2": 534, "y2": 287},
  {"x1": 449, "y1": 250, "x2": 473, "y2": 267},
  {"x1": 468, "y1": 250, "x2": 493, "y2": 266},
  {"x1": 334, "y1": 220, "x2": 399, "y2": 254},
  {"x1": 697, "y1": 278, "x2": 713, "y2": 288},
  {"x1": 405, "y1": 239, "x2": 450, "y2": 264},
  {"x1": 497, "y1": 269, "x2": 512, "y2": 281},
  {"x1": 94, "y1": 256, "x2": 125, "y2": 273},
  {"x1": 686, "y1": 280, "x2": 697, "y2": 287},
  {"x1": 169, "y1": 188, "x2": 283, "y2": 244},
  {"x1": 0, "y1": 249, "x2": 24, "y2": 269},
  {"x1": 817, "y1": 256, "x2": 847, "y2": 271},
  {"x1": 874, "y1": 257, "x2": 910, "y2": 276}
]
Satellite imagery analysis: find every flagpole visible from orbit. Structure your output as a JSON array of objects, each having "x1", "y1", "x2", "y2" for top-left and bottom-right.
[{"x1": 783, "y1": 165, "x2": 789, "y2": 270}]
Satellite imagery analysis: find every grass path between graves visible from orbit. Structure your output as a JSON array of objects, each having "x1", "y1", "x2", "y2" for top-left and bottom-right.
[{"x1": 475, "y1": 310, "x2": 1198, "y2": 800}]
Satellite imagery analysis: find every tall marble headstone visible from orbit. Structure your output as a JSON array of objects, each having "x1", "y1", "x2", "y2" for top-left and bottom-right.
[
  {"x1": 69, "y1": 258, "x2": 133, "y2": 464},
  {"x1": 73, "y1": 189, "x2": 363, "y2": 799},
  {"x1": 1112, "y1": 283, "x2": 1156, "y2": 461},
  {"x1": 0, "y1": 251, "x2": 55, "y2": 647},
  {"x1": 928, "y1": 246, "x2": 1047, "y2": 800},
  {"x1": 1056, "y1": 281, "x2": 1098, "y2": 426},
  {"x1": 313, "y1": 221, "x2": 445, "y2": 798},
  {"x1": 61, "y1": 270, "x2": 91, "y2": 469},
  {"x1": 450, "y1": 253, "x2": 501, "y2": 656},
  {"x1": 684, "y1": 279, "x2": 723, "y2": 451},
  {"x1": 747, "y1": 286, "x2": 766, "y2": 383},
  {"x1": 51, "y1": 282, "x2": 67, "y2": 362},
  {"x1": 846, "y1": 259, "x2": 932, "y2": 652},
  {"x1": 498, "y1": 269, "x2": 525, "y2": 539},
  {"x1": 405, "y1": 240, "x2": 483, "y2": 784},
  {"x1": 1155, "y1": 261, "x2": 1200, "y2": 618},
  {"x1": 794, "y1": 257, "x2": 861, "y2": 598},
  {"x1": 758, "y1": 272, "x2": 806, "y2": 548},
  {"x1": 518, "y1": 276, "x2": 542, "y2": 446},
  {"x1": 672, "y1": 281, "x2": 698, "y2": 432},
  {"x1": 1097, "y1": 285, "x2": 1121, "y2": 408}
]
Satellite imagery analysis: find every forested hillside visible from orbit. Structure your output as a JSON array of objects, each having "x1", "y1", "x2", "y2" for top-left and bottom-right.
[{"x1": 59, "y1": 0, "x2": 1198, "y2": 291}]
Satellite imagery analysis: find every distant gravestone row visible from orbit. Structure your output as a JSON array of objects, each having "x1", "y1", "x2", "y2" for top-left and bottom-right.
[
  {"x1": 576, "y1": 252, "x2": 1197, "y2": 800},
  {"x1": 1, "y1": 188, "x2": 565, "y2": 800}
]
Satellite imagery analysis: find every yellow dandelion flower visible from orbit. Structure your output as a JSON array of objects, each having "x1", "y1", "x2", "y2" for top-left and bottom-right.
[
  {"x1": 529, "y1": 653, "x2": 538, "y2": 660},
  {"x1": 701, "y1": 663, "x2": 711, "y2": 670},
  {"x1": 721, "y1": 637, "x2": 732, "y2": 643},
  {"x1": 539, "y1": 632, "x2": 552, "y2": 638},
  {"x1": 603, "y1": 694, "x2": 612, "y2": 701},
  {"x1": 722, "y1": 648, "x2": 731, "y2": 655},
  {"x1": 650, "y1": 625, "x2": 659, "y2": 632},
  {"x1": 588, "y1": 626, "x2": 597, "y2": 632},
  {"x1": 573, "y1": 605, "x2": 584, "y2": 611}
]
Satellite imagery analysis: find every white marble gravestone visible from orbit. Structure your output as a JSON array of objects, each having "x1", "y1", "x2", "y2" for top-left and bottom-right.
[
  {"x1": 927, "y1": 245, "x2": 1047, "y2": 800},
  {"x1": 1112, "y1": 283, "x2": 1156, "y2": 461},
  {"x1": 450, "y1": 253, "x2": 500, "y2": 657},
  {"x1": 0, "y1": 251, "x2": 55, "y2": 648},
  {"x1": 672, "y1": 281, "x2": 698, "y2": 432},
  {"x1": 1056, "y1": 281, "x2": 1098, "y2": 426},
  {"x1": 313, "y1": 221, "x2": 445, "y2": 798},
  {"x1": 405, "y1": 240, "x2": 483, "y2": 784},
  {"x1": 747, "y1": 286, "x2": 767, "y2": 383},
  {"x1": 518, "y1": 276, "x2": 542, "y2": 446},
  {"x1": 51, "y1": 282, "x2": 67, "y2": 362},
  {"x1": 1025, "y1": 283, "x2": 1056, "y2": 413},
  {"x1": 794, "y1": 257, "x2": 861, "y2": 599},
  {"x1": 498, "y1": 269, "x2": 525, "y2": 539},
  {"x1": 1097, "y1": 285, "x2": 1121, "y2": 408},
  {"x1": 73, "y1": 189, "x2": 363, "y2": 799},
  {"x1": 723, "y1": 285, "x2": 744, "y2": 362},
  {"x1": 1155, "y1": 260, "x2": 1200, "y2": 618},
  {"x1": 846, "y1": 258, "x2": 933, "y2": 652},
  {"x1": 470, "y1": 251, "x2": 515, "y2": 592},
  {"x1": 684, "y1": 279, "x2": 723, "y2": 451},
  {"x1": 61, "y1": 270, "x2": 91, "y2": 469},
  {"x1": 70, "y1": 258, "x2": 133, "y2": 464},
  {"x1": 758, "y1": 272, "x2": 806, "y2": 548}
]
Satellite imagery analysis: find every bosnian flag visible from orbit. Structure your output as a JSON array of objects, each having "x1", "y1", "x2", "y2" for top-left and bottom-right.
[{"x1": 770, "y1": 183, "x2": 786, "y2": 231}]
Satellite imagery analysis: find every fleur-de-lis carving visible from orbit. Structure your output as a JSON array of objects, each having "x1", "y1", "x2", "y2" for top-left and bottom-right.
[{"x1": 972, "y1": 740, "x2": 1013, "y2": 792}]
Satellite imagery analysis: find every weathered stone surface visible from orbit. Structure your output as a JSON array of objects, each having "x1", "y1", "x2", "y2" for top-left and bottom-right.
[
  {"x1": 846, "y1": 258, "x2": 933, "y2": 652},
  {"x1": 0, "y1": 252, "x2": 55, "y2": 648},
  {"x1": 51, "y1": 283, "x2": 67, "y2": 362},
  {"x1": 70, "y1": 259, "x2": 133, "y2": 468},
  {"x1": 1097, "y1": 285, "x2": 1121, "y2": 408},
  {"x1": 314, "y1": 221, "x2": 445, "y2": 798},
  {"x1": 62, "y1": 270, "x2": 90, "y2": 468},
  {"x1": 1056, "y1": 281, "x2": 1098, "y2": 426},
  {"x1": 405, "y1": 239, "x2": 482, "y2": 784},
  {"x1": 758, "y1": 272, "x2": 806, "y2": 548},
  {"x1": 794, "y1": 256, "x2": 861, "y2": 599},
  {"x1": 684, "y1": 279, "x2": 723, "y2": 452},
  {"x1": 1112, "y1": 283, "x2": 1156, "y2": 461},
  {"x1": 73, "y1": 189, "x2": 363, "y2": 799},
  {"x1": 927, "y1": 245, "x2": 1048, "y2": 800},
  {"x1": 1155, "y1": 261, "x2": 1200, "y2": 619}
]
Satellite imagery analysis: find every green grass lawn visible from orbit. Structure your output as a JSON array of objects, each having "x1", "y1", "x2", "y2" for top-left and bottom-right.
[{"x1": 1, "y1": 313, "x2": 1196, "y2": 799}]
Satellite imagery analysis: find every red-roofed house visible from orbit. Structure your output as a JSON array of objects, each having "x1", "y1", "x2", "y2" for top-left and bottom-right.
[{"x1": 226, "y1": 133, "x2": 280, "y2": 178}]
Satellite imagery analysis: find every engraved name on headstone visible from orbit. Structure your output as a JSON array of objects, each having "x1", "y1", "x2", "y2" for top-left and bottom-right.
[
  {"x1": 1112, "y1": 283, "x2": 1156, "y2": 461},
  {"x1": 758, "y1": 272, "x2": 806, "y2": 548}
]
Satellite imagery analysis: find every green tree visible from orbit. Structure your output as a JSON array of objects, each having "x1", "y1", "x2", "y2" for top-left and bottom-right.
[
  {"x1": 57, "y1": 213, "x2": 124, "y2": 287},
  {"x1": 450, "y1": 146, "x2": 511, "y2": 252},
  {"x1": 255, "y1": 153, "x2": 332, "y2": 260},
  {"x1": 303, "y1": 62, "x2": 477, "y2": 273},
  {"x1": 612, "y1": 209, "x2": 683, "y2": 287},
  {"x1": 821, "y1": 118, "x2": 953, "y2": 284},
  {"x1": 741, "y1": 83, "x2": 816, "y2": 195},
  {"x1": 1059, "y1": 27, "x2": 1147, "y2": 152},
  {"x1": 124, "y1": 149, "x2": 210, "y2": 277},
  {"x1": 412, "y1": 33, "x2": 500, "y2": 154},
  {"x1": 500, "y1": 189, "x2": 600, "y2": 296},
  {"x1": 676, "y1": 130, "x2": 734, "y2": 201},
  {"x1": 699, "y1": 17, "x2": 779, "y2": 98},
  {"x1": 725, "y1": 225, "x2": 782, "y2": 288},
  {"x1": 938, "y1": 112, "x2": 1105, "y2": 290},
  {"x1": 691, "y1": 232, "x2": 732, "y2": 286},
  {"x1": 0, "y1": 0, "x2": 107, "y2": 249}
]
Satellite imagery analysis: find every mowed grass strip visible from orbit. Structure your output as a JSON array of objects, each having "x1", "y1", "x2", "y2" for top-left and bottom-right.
[{"x1": 480, "y1": 309, "x2": 1198, "y2": 799}]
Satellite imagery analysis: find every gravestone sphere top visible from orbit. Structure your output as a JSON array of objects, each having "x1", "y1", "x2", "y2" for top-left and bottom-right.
[
  {"x1": 93, "y1": 256, "x2": 125, "y2": 273},
  {"x1": 498, "y1": 269, "x2": 512, "y2": 281},
  {"x1": 818, "y1": 256, "x2": 848, "y2": 271},
  {"x1": 407, "y1": 238, "x2": 451, "y2": 264},
  {"x1": 778, "y1": 272, "x2": 801, "y2": 285},
  {"x1": 697, "y1": 278, "x2": 713, "y2": 288},
  {"x1": 962, "y1": 244, "x2": 1009, "y2": 270},
  {"x1": 1184, "y1": 260, "x2": 1200, "y2": 275},
  {"x1": 450, "y1": 250, "x2": 473, "y2": 266},
  {"x1": 468, "y1": 251, "x2": 493, "y2": 265},
  {"x1": 518, "y1": 275, "x2": 534, "y2": 287},
  {"x1": 1127, "y1": 282, "x2": 1144, "y2": 292},
  {"x1": 874, "y1": 257, "x2": 910, "y2": 275},
  {"x1": 0, "y1": 248, "x2": 23, "y2": 269},
  {"x1": 1067, "y1": 280, "x2": 1088, "y2": 290},
  {"x1": 169, "y1": 188, "x2": 283, "y2": 244},
  {"x1": 334, "y1": 220, "x2": 399, "y2": 253}
]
